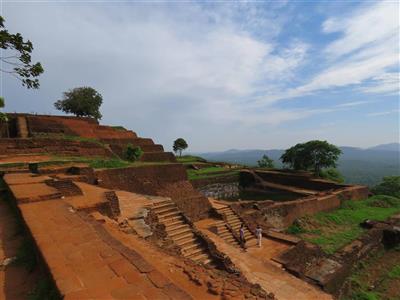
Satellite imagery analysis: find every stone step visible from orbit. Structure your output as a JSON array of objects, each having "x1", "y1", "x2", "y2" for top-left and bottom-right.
[
  {"x1": 169, "y1": 227, "x2": 192, "y2": 238},
  {"x1": 157, "y1": 208, "x2": 179, "y2": 216},
  {"x1": 153, "y1": 205, "x2": 176, "y2": 214},
  {"x1": 189, "y1": 252, "x2": 209, "y2": 262},
  {"x1": 166, "y1": 224, "x2": 190, "y2": 233},
  {"x1": 175, "y1": 235, "x2": 197, "y2": 246},
  {"x1": 161, "y1": 215, "x2": 183, "y2": 224},
  {"x1": 153, "y1": 201, "x2": 174, "y2": 208},
  {"x1": 184, "y1": 247, "x2": 204, "y2": 258},
  {"x1": 163, "y1": 219, "x2": 184, "y2": 227},
  {"x1": 158, "y1": 211, "x2": 180, "y2": 219},
  {"x1": 181, "y1": 242, "x2": 202, "y2": 253}
]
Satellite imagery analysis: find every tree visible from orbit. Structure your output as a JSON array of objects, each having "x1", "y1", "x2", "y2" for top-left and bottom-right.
[
  {"x1": 319, "y1": 168, "x2": 345, "y2": 183},
  {"x1": 0, "y1": 97, "x2": 6, "y2": 122},
  {"x1": 281, "y1": 140, "x2": 342, "y2": 176},
  {"x1": 0, "y1": 16, "x2": 43, "y2": 88},
  {"x1": 371, "y1": 176, "x2": 400, "y2": 198},
  {"x1": 125, "y1": 144, "x2": 143, "y2": 162},
  {"x1": 54, "y1": 87, "x2": 103, "y2": 120},
  {"x1": 257, "y1": 154, "x2": 274, "y2": 168},
  {"x1": 173, "y1": 138, "x2": 188, "y2": 157}
]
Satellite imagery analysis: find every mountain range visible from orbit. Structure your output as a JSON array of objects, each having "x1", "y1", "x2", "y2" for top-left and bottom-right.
[{"x1": 195, "y1": 143, "x2": 400, "y2": 187}]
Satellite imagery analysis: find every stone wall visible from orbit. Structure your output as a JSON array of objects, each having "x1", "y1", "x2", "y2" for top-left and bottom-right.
[
  {"x1": 231, "y1": 185, "x2": 369, "y2": 230},
  {"x1": 254, "y1": 170, "x2": 347, "y2": 191},
  {"x1": 197, "y1": 182, "x2": 240, "y2": 199},
  {"x1": 95, "y1": 164, "x2": 212, "y2": 221},
  {"x1": 0, "y1": 138, "x2": 114, "y2": 157}
]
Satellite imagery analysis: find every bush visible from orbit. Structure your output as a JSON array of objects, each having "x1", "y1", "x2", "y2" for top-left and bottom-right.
[
  {"x1": 125, "y1": 144, "x2": 143, "y2": 162},
  {"x1": 371, "y1": 176, "x2": 400, "y2": 198},
  {"x1": 320, "y1": 168, "x2": 345, "y2": 183}
]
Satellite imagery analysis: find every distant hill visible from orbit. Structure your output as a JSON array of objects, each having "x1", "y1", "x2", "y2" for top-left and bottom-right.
[{"x1": 195, "y1": 143, "x2": 400, "y2": 187}]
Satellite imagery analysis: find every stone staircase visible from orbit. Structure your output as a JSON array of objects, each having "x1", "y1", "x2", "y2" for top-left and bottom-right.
[
  {"x1": 152, "y1": 199, "x2": 214, "y2": 265},
  {"x1": 216, "y1": 206, "x2": 257, "y2": 247},
  {"x1": 214, "y1": 220, "x2": 240, "y2": 247},
  {"x1": 17, "y1": 116, "x2": 29, "y2": 138}
]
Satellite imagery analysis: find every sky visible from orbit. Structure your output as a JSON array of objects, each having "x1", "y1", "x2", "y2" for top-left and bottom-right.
[{"x1": 1, "y1": 0, "x2": 399, "y2": 152}]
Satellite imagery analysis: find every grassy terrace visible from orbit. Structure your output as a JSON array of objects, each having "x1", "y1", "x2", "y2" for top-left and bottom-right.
[
  {"x1": 0, "y1": 155, "x2": 173, "y2": 170},
  {"x1": 176, "y1": 155, "x2": 241, "y2": 180},
  {"x1": 287, "y1": 195, "x2": 400, "y2": 254}
]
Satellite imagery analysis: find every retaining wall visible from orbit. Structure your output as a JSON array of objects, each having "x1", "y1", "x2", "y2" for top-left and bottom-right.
[{"x1": 95, "y1": 164, "x2": 211, "y2": 221}]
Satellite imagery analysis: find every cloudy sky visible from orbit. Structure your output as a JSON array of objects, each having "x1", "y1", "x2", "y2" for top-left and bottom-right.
[{"x1": 1, "y1": 0, "x2": 399, "y2": 152}]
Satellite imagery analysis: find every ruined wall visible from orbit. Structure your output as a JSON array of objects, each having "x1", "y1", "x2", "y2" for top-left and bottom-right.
[
  {"x1": 232, "y1": 185, "x2": 369, "y2": 230},
  {"x1": 254, "y1": 170, "x2": 347, "y2": 191},
  {"x1": 197, "y1": 182, "x2": 240, "y2": 199},
  {"x1": 95, "y1": 164, "x2": 211, "y2": 221},
  {"x1": 0, "y1": 138, "x2": 113, "y2": 157}
]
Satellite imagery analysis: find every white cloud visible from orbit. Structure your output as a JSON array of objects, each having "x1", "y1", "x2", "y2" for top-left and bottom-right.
[{"x1": 367, "y1": 109, "x2": 400, "y2": 117}]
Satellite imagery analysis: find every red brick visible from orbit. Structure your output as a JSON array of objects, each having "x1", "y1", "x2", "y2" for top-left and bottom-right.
[
  {"x1": 108, "y1": 258, "x2": 138, "y2": 277},
  {"x1": 147, "y1": 270, "x2": 170, "y2": 288}
]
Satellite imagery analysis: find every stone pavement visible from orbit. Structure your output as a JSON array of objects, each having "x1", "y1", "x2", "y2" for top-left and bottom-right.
[
  {"x1": 196, "y1": 218, "x2": 333, "y2": 300},
  {"x1": 17, "y1": 199, "x2": 192, "y2": 299}
]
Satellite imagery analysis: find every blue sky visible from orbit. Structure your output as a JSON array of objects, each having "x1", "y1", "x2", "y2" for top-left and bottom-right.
[{"x1": 1, "y1": 0, "x2": 399, "y2": 151}]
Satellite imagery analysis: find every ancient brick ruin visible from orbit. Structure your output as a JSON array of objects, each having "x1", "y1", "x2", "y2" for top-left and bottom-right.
[{"x1": 0, "y1": 114, "x2": 390, "y2": 300}]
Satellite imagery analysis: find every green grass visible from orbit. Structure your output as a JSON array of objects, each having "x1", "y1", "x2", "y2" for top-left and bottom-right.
[
  {"x1": 388, "y1": 265, "x2": 400, "y2": 279},
  {"x1": 111, "y1": 125, "x2": 126, "y2": 131},
  {"x1": 88, "y1": 158, "x2": 131, "y2": 169},
  {"x1": 176, "y1": 155, "x2": 207, "y2": 163},
  {"x1": 188, "y1": 165, "x2": 239, "y2": 180},
  {"x1": 289, "y1": 195, "x2": 400, "y2": 254}
]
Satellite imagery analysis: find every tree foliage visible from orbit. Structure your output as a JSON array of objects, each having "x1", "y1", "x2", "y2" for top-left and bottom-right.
[
  {"x1": 0, "y1": 16, "x2": 43, "y2": 88},
  {"x1": 173, "y1": 138, "x2": 188, "y2": 157},
  {"x1": 319, "y1": 168, "x2": 345, "y2": 183},
  {"x1": 281, "y1": 140, "x2": 342, "y2": 175},
  {"x1": 125, "y1": 144, "x2": 143, "y2": 162},
  {"x1": 54, "y1": 87, "x2": 103, "y2": 120},
  {"x1": 0, "y1": 97, "x2": 7, "y2": 122},
  {"x1": 371, "y1": 176, "x2": 400, "y2": 198},
  {"x1": 257, "y1": 154, "x2": 274, "y2": 168}
]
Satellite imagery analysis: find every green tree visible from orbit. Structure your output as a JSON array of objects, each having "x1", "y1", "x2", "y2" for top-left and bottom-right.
[
  {"x1": 320, "y1": 168, "x2": 345, "y2": 183},
  {"x1": 54, "y1": 87, "x2": 103, "y2": 120},
  {"x1": 371, "y1": 176, "x2": 400, "y2": 198},
  {"x1": 125, "y1": 144, "x2": 143, "y2": 162},
  {"x1": 281, "y1": 140, "x2": 342, "y2": 176},
  {"x1": 257, "y1": 154, "x2": 274, "y2": 168},
  {"x1": 173, "y1": 138, "x2": 188, "y2": 157},
  {"x1": 0, "y1": 97, "x2": 6, "y2": 122},
  {"x1": 0, "y1": 16, "x2": 43, "y2": 88}
]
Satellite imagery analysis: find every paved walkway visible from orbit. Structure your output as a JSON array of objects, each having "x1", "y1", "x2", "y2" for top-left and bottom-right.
[{"x1": 196, "y1": 218, "x2": 333, "y2": 300}]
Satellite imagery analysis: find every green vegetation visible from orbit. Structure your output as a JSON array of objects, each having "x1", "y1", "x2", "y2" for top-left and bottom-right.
[
  {"x1": 281, "y1": 140, "x2": 342, "y2": 176},
  {"x1": 54, "y1": 86, "x2": 103, "y2": 120},
  {"x1": 0, "y1": 16, "x2": 43, "y2": 89},
  {"x1": 288, "y1": 195, "x2": 400, "y2": 254},
  {"x1": 111, "y1": 125, "x2": 126, "y2": 131},
  {"x1": 388, "y1": 265, "x2": 400, "y2": 279},
  {"x1": 342, "y1": 249, "x2": 400, "y2": 300},
  {"x1": 372, "y1": 176, "x2": 400, "y2": 198},
  {"x1": 124, "y1": 144, "x2": 143, "y2": 162},
  {"x1": 176, "y1": 155, "x2": 207, "y2": 164},
  {"x1": 88, "y1": 158, "x2": 131, "y2": 169},
  {"x1": 62, "y1": 135, "x2": 104, "y2": 146},
  {"x1": 187, "y1": 166, "x2": 239, "y2": 180},
  {"x1": 173, "y1": 138, "x2": 188, "y2": 157},
  {"x1": 0, "y1": 96, "x2": 7, "y2": 122},
  {"x1": 257, "y1": 154, "x2": 274, "y2": 168},
  {"x1": 320, "y1": 168, "x2": 345, "y2": 183}
]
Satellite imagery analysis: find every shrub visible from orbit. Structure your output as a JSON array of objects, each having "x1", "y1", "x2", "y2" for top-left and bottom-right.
[
  {"x1": 371, "y1": 176, "x2": 400, "y2": 198},
  {"x1": 125, "y1": 144, "x2": 143, "y2": 162}
]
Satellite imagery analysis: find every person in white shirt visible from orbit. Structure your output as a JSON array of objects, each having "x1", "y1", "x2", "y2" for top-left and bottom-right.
[{"x1": 256, "y1": 225, "x2": 262, "y2": 248}]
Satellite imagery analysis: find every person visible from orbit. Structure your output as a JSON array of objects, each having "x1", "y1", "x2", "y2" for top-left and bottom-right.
[
  {"x1": 239, "y1": 224, "x2": 246, "y2": 251},
  {"x1": 256, "y1": 225, "x2": 262, "y2": 248}
]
